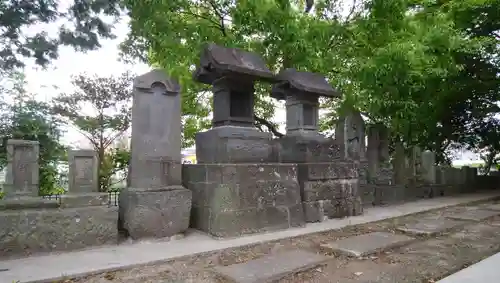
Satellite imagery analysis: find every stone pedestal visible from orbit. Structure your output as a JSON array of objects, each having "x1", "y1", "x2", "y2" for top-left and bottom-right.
[
  {"x1": 184, "y1": 164, "x2": 303, "y2": 237},
  {"x1": 195, "y1": 126, "x2": 274, "y2": 163},
  {"x1": 4, "y1": 139, "x2": 39, "y2": 198},
  {"x1": 300, "y1": 162, "x2": 362, "y2": 221},
  {"x1": 119, "y1": 69, "x2": 192, "y2": 240}
]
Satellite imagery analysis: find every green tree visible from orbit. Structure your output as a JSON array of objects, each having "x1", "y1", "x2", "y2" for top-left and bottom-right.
[
  {"x1": 0, "y1": 0, "x2": 124, "y2": 71},
  {"x1": 0, "y1": 71, "x2": 66, "y2": 196},
  {"x1": 53, "y1": 72, "x2": 133, "y2": 192},
  {"x1": 100, "y1": 147, "x2": 130, "y2": 192},
  {"x1": 124, "y1": 0, "x2": 497, "y2": 162}
]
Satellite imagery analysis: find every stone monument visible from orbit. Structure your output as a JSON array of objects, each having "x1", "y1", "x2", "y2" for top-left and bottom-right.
[
  {"x1": 4, "y1": 139, "x2": 39, "y2": 198},
  {"x1": 184, "y1": 44, "x2": 303, "y2": 237},
  {"x1": 271, "y1": 68, "x2": 362, "y2": 222},
  {"x1": 68, "y1": 149, "x2": 99, "y2": 193},
  {"x1": 119, "y1": 69, "x2": 192, "y2": 240},
  {"x1": 336, "y1": 109, "x2": 366, "y2": 161}
]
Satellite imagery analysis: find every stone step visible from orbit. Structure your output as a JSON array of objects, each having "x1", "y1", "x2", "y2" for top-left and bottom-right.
[
  {"x1": 446, "y1": 209, "x2": 500, "y2": 222},
  {"x1": 397, "y1": 218, "x2": 467, "y2": 236},
  {"x1": 214, "y1": 250, "x2": 329, "y2": 283},
  {"x1": 320, "y1": 231, "x2": 415, "y2": 257}
]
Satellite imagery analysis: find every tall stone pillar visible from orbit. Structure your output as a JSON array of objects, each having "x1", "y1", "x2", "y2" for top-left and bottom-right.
[
  {"x1": 68, "y1": 149, "x2": 99, "y2": 193},
  {"x1": 119, "y1": 69, "x2": 192, "y2": 240},
  {"x1": 367, "y1": 123, "x2": 390, "y2": 180},
  {"x1": 421, "y1": 150, "x2": 436, "y2": 184},
  {"x1": 184, "y1": 44, "x2": 303, "y2": 238},
  {"x1": 393, "y1": 141, "x2": 407, "y2": 185},
  {"x1": 271, "y1": 68, "x2": 361, "y2": 222},
  {"x1": 4, "y1": 139, "x2": 39, "y2": 198}
]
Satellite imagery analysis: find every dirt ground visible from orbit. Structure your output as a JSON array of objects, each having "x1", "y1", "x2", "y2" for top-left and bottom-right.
[{"x1": 60, "y1": 200, "x2": 500, "y2": 283}]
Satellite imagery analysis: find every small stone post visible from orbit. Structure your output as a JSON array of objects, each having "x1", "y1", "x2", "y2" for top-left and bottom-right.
[
  {"x1": 119, "y1": 69, "x2": 192, "y2": 240},
  {"x1": 68, "y1": 149, "x2": 99, "y2": 193},
  {"x1": 4, "y1": 139, "x2": 39, "y2": 198}
]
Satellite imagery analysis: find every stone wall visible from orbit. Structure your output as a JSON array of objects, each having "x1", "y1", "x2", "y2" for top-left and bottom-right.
[{"x1": 0, "y1": 142, "x2": 117, "y2": 258}]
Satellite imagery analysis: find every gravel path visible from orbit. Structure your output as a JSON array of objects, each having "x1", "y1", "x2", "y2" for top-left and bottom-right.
[{"x1": 60, "y1": 200, "x2": 500, "y2": 283}]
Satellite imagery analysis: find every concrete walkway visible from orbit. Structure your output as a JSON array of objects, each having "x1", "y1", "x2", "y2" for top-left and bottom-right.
[
  {"x1": 1, "y1": 191, "x2": 499, "y2": 283},
  {"x1": 437, "y1": 251, "x2": 500, "y2": 283}
]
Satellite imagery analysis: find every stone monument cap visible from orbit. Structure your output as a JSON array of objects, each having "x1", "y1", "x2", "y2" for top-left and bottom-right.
[
  {"x1": 193, "y1": 43, "x2": 275, "y2": 84},
  {"x1": 7, "y1": 139, "x2": 39, "y2": 146},
  {"x1": 134, "y1": 69, "x2": 180, "y2": 94},
  {"x1": 271, "y1": 68, "x2": 340, "y2": 100}
]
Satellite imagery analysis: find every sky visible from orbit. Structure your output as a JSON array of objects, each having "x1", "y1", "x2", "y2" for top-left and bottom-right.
[
  {"x1": 19, "y1": 12, "x2": 480, "y2": 164},
  {"x1": 23, "y1": 17, "x2": 150, "y2": 148}
]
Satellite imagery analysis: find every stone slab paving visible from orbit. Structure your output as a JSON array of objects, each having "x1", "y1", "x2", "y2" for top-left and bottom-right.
[
  {"x1": 482, "y1": 203, "x2": 500, "y2": 211},
  {"x1": 437, "y1": 252, "x2": 500, "y2": 283},
  {"x1": 446, "y1": 209, "x2": 500, "y2": 222},
  {"x1": 397, "y1": 218, "x2": 467, "y2": 236},
  {"x1": 214, "y1": 250, "x2": 329, "y2": 283},
  {"x1": 320, "y1": 232, "x2": 415, "y2": 257},
  {"x1": 1, "y1": 191, "x2": 499, "y2": 283}
]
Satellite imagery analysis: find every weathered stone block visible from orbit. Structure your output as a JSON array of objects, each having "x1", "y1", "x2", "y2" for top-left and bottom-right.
[
  {"x1": 298, "y1": 162, "x2": 358, "y2": 181},
  {"x1": 184, "y1": 164, "x2": 304, "y2": 237},
  {"x1": 119, "y1": 186, "x2": 192, "y2": 239},
  {"x1": 373, "y1": 185, "x2": 406, "y2": 205},
  {"x1": 209, "y1": 206, "x2": 296, "y2": 237},
  {"x1": 0, "y1": 206, "x2": 118, "y2": 258},
  {"x1": 303, "y1": 196, "x2": 362, "y2": 222},
  {"x1": 359, "y1": 184, "x2": 375, "y2": 207},
  {"x1": 302, "y1": 179, "x2": 358, "y2": 202}
]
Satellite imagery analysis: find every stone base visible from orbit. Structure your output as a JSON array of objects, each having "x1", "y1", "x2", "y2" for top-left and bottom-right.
[
  {"x1": 195, "y1": 126, "x2": 274, "y2": 163},
  {"x1": 118, "y1": 186, "x2": 192, "y2": 240},
  {"x1": 0, "y1": 205, "x2": 118, "y2": 258},
  {"x1": 373, "y1": 185, "x2": 407, "y2": 205},
  {"x1": 303, "y1": 197, "x2": 362, "y2": 222},
  {"x1": 183, "y1": 163, "x2": 304, "y2": 238},
  {"x1": 299, "y1": 162, "x2": 361, "y2": 222}
]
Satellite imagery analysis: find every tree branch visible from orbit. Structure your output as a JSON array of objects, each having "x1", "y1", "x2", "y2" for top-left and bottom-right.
[{"x1": 254, "y1": 114, "x2": 284, "y2": 138}]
